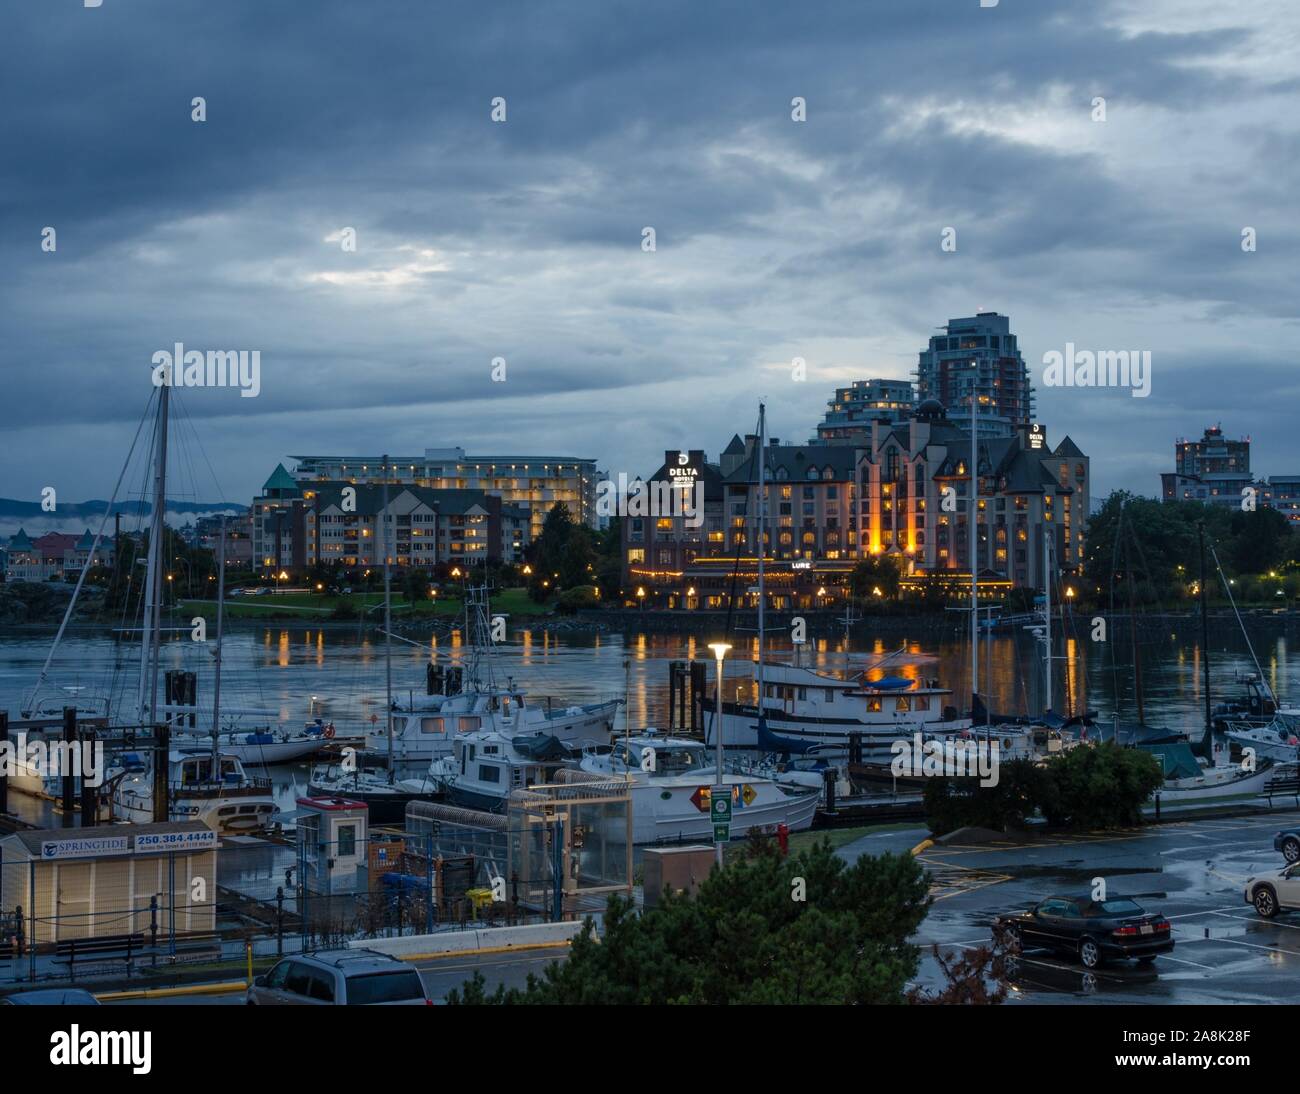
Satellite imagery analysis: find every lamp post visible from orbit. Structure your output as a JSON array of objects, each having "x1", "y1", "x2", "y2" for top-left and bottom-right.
[{"x1": 707, "y1": 641, "x2": 731, "y2": 867}]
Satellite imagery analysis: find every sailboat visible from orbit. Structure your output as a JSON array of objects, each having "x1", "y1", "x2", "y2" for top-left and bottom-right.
[
  {"x1": 308, "y1": 456, "x2": 438, "y2": 822},
  {"x1": 91, "y1": 382, "x2": 278, "y2": 829}
]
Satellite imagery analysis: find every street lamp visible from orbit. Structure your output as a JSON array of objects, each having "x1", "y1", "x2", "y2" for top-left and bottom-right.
[{"x1": 707, "y1": 641, "x2": 731, "y2": 867}]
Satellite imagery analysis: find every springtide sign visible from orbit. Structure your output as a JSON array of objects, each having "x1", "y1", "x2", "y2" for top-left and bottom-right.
[{"x1": 40, "y1": 836, "x2": 129, "y2": 861}]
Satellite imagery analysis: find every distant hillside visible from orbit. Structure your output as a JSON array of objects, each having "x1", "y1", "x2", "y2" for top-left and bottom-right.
[
  {"x1": 0, "y1": 498, "x2": 246, "y2": 520},
  {"x1": 0, "y1": 498, "x2": 246, "y2": 539}
]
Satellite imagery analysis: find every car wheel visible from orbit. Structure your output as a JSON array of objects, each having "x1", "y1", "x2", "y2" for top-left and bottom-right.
[
  {"x1": 1078, "y1": 937, "x2": 1103, "y2": 969},
  {"x1": 1283, "y1": 837, "x2": 1300, "y2": 864},
  {"x1": 1253, "y1": 887, "x2": 1279, "y2": 918},
  {"x1": 1137, "y1": 955, "x2": 1156, "y2": 965}
]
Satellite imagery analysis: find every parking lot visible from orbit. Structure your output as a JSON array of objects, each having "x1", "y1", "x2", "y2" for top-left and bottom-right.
[{"x1": 880, "y1": 811, "x2": 1300, "y2": 1003}]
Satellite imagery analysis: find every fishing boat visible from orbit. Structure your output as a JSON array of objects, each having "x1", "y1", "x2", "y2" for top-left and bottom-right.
[
  {"x1": 106, "y1": 748, "x2": 278, "y2": 832},
  {"x1": 715, "y1": 662, "x2": 971, "y2": 754},
  {"x1": 577, "y1": 733, "x2": 819, "y2": 844},
  {"x1": 354, "y1": 584, "x2": 621, "y2": 769},
  {"x1": 1224, "y1": 720, "x2": 1300, "y2": 765},
  {"x1": 426, "y1": 729, "x2": 574, "y2": 812}
]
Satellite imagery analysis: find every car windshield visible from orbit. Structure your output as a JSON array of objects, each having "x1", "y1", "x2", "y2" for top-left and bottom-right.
[
  {"x1": 1094, "y1": 899, "x2": 1143, "y2": 916},
  {"x1": 347, "y1": 969, "x2": 425, "y2": 1004}
]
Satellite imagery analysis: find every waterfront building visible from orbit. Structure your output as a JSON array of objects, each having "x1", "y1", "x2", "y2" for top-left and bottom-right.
[
  {"x1": 251, "y1": 463, "x2": 309, "y2": 575},
  {"x1": 623, "y1": 405, "x2": 1088, "y2": 607},
  {"x1": 308, "y1": 483, "x2": 528, "y2": 568},
  {"x1": 195, "y1": 513, "x2": 254, "y2": 568},
  {"x1": 1159, "y1": 426, "x2": 1298, "y2": 525},
  {"x1": 252, "y1": 462, "x2": 531, "y2": 576},
  {"x1": 857, "y1": 401, "x2": 1088, "y2": 588},
  {"x1": 812, "y1": 378, "x2": 916, "y2": 445},
  {"x1": 288, "y1": 448, "x2": 600, "y2": 536},
  {"x1": 4, "y1": 528, "x2": 50, "y2": 581},
  {"x1": 915, "y1": 312, "x2": 1034, "y2": 432}
]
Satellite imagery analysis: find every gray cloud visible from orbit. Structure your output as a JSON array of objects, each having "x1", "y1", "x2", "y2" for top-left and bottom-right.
[{"x1": 2, "y1": 0, "x2": 1297, "y2": 509}]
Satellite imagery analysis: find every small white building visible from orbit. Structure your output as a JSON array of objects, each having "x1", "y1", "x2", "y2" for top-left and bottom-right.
[
  {"x1": 0, "y1": 822, "x2": 218, "y2": 946},
  {"x1": 297, "y1": 797, "x2": 369, "y2": 894}
]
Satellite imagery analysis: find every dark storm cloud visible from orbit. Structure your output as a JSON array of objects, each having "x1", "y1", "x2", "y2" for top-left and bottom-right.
[{"x1": 2, "y1": 0, "x2": 1296, "y2": 506}]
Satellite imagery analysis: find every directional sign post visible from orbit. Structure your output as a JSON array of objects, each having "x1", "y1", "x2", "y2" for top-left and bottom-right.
[{"x1": 710, "y1": 786, "x2": 731, "y2": 848}]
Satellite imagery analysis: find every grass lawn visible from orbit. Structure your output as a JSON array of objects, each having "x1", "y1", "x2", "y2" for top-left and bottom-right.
[{"x1": 181, "y1": 586, "x2": 556, "y2": 621}]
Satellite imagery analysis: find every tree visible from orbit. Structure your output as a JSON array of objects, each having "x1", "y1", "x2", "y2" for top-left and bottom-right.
[
  {"x1": 525, "y1": 503, "x2": 597, "y2": 602},
  {"x1": 1224, "y1": 507, "x2": 1292, "y2": 576},
  {"x1": 850, "y1": 554, "x2": 904, "y2": 601},
  {"x1": 447, "y1": 839, "x2": 931, "y2": 1005},
  {"x1": 1038, "y1": 742, "x2": 1164, "y2": 829}
]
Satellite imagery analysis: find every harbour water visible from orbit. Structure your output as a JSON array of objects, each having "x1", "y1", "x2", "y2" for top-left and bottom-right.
[{"x1": 0, "y1": 614, "x2": 1295, "y2": 821}]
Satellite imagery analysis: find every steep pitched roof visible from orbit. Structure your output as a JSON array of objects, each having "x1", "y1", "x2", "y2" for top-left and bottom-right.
[
  {"x1": 721, "y1": 434, "x2": 746, "y2": 456},
  {"x1": 8, "y1": 527, "x2": 33, "y2": 551},
  {"x1": 725, "y1": 445, "x2": 857, "y2": 484},
  {"x1": 262, "y1": 463, "x2": 299, "y2": 493},
  {"x1": 1053, "y1": 435, "x2": 1086, "y2": 458}
]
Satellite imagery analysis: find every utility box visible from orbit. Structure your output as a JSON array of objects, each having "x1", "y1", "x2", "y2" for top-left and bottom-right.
[
  {"x1": 297, "y1": 797, "x2": 368, "y2": 895},
  {"x1": 641, "y1": 845, "x2": 715, "y2": 908}
]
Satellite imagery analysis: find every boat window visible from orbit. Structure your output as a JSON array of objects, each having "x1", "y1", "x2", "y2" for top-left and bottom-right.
[
  {"x1": 914, "y1": 696, "x2": 930, "y2": 711},
  {"x1": 797, "y1": 687, "x2": 806, "y2": 701},
  {"x1": 479, "y1": 764, "x2": 501, "y2": 783},
  {"x1": 867, "y1": 698, "x2": 882, "y2": 713},
  {"x1": 420, "y1": 718, "x2": 445, "y2": 734},
  {"x1": 895, "y1": 697, "x2": 911, "y2": 712},
  {"x1": 824, "y1": 689, "x2": 834, "y2": 703},
  {"x1": 459, "y1": 717, "x2": 481, "y2": 733},
  {"x1": 656, "y1": 746, "x2": 705, "y2": 775}
]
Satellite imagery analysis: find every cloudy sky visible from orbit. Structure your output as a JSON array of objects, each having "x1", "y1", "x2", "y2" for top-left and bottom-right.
[{"x1": 3, "y1": 0, "x2": 1298, "y2": 515}]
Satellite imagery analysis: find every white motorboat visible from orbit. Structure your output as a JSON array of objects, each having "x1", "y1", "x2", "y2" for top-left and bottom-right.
[
  {"x1": 1224, "y1": 720, "x2": 1300, "y2": 765},
  {"x1": 366, "y1": 689, "x2": 620, "y2": 767},
  {"x1": 578, "y1": 733, "x2": 819, "y2": 844},
  {"x1": 107, "y1": 748, "x2": 279, "y2": 832},
  {"x1": 427, "y1": 729, "x2": 573, "y2": 812},
  {"x1": 714, "y1": 661, "x2": 971, "y2": 754}
]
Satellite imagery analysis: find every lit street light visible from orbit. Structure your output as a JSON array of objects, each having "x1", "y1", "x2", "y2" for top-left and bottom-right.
[{"x1": 707, "y1": 641, "x2": 731, "y2": 867}]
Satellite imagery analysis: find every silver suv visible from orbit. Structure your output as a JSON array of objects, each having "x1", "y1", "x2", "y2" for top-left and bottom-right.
[{"x1": 247, "y1": 949, "x2": 430, "y2": 1005}]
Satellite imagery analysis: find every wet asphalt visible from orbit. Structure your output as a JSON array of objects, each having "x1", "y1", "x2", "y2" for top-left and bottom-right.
[{"x1": 860, "y1": 811, "x2": 1300, "y2": 1004}]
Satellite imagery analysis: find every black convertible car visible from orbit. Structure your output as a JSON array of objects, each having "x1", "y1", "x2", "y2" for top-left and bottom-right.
[{"x1": 993, "y1": 895, "x2": 1174, "y2": 969}]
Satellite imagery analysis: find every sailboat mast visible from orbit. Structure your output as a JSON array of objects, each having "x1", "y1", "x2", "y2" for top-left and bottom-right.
[
  {"x1": 1199, "y1": 522, "x2": 1211, "y2": 736},
  {"x1": 381, "y1": 455, "x2": 394, "y2": 782},
  {"x1": 211, "y1": 515, "x2": 226, "y2": 769},
  {"x1": 139, "y1": 382, "x2": 170, "y2": 725},
  {"x1": 970, "y1": 394, "x2": 978, "y2": 716},
  {"x1": 757, "y1": 402, "x2": 766, "y2": 714},
  {"x1": 1044, "y1": 519, "x2": 1052, "y2": 714}
]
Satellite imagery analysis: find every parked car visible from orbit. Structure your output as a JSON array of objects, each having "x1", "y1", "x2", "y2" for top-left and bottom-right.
[
  {"x1": 1, "y1": 988, "x2": 101, "y2": 1005},
  {"x1": 247, "y1": 949, "x2": 430, "y2": 1005},
  {"x1": 993, "y1": 895, "x2": 1174, "y2": 969},
  {"x1": 1274, "y1": 828, "x2": 1300, "y2": 864},
  {"x1": 254, "y1": 587, "x2": 272, "y2": 597},
  {"x1": 1244, "y1": 862, "x2": 1300, "y2": 918}
]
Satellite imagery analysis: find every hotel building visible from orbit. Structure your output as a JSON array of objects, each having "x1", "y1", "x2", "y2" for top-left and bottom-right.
[
  {"x1": 288, "y1": 448, "x2": 600, "y2": 537},
  {"x1": 916, "y1": 312, "x2": 1034, "y2": 433},
  {"x1": 251, "y1": 464, "x2": 530, "y2": 575}
]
